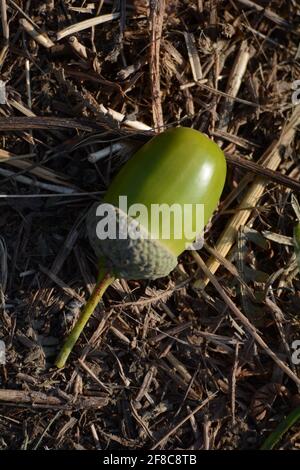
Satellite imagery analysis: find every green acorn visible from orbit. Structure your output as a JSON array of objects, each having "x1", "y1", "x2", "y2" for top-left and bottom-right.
[
  {"x1": 87, "y1": 127, "x2": 226, "y2": 279},
  {"x1": 56, "y1": 127, "x2": 226, "y2": 367}
]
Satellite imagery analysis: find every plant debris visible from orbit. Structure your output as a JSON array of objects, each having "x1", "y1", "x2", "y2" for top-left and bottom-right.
[{"x1": 0, "y1": 0, "x2": 300, "y2": 450}]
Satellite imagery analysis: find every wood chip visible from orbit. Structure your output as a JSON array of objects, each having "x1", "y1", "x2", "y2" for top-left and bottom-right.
[
  {"x1": 19, "y1": 19, "x2": 55, "y2": 49},
  {"x1": 56, "y1": 13, "x2": 120, "y2": 41},
  {"x1": 184, "y1": 32, "x2": 202, "y2": 81}
]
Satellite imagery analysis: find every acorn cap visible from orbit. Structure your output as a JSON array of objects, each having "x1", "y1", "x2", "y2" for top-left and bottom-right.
[{"x1": 86, "y1": 202, "x2": 178, "y2": 280}]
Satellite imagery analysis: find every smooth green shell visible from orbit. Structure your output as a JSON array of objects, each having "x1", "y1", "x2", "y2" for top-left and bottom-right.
[{"x1": 87, "y1": 127, "x2": 226, "y2": 279}]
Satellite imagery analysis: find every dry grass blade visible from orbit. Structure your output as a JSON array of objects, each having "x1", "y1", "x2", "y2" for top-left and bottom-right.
[
  {"x1": 0, "y1": 236, "x2": 7, "y2": 292},
  {"x1": 225, "y1": 153, "x2": 300, "y2": 193},
  {"x1": 135, "y1": 366, "x2": 156, "y2": 402},
  {"x1": 149, "y1": 0, "x2": 165, "y2": 131},
  {"x1": 218, "y1": 40, "x2": 250, "y2": 130},
  {"x1": 212, "y1": 129, "x2": 261, "y2": 150},
  {"x1": 88, "y1": 142, "x2": 124, "y2": 163},
  {"x1": 99, "y1": 105, "x2": 152, "y2": 131},
  {"x1": 90, "y1": 424, "x2": 101, "y2": 450},
  {"x1": 151, "y1": 392, "x2": 218, "y2": 449},
  {"x1": 78, "y1": 358, "x2": 111, "y2": 393},
  {"x1": 0, "y1": 389, "x2": 108, "y2": 410},
  {"x1": 0, "y1": 191, "x2": 102, "y2": 199},
  {"x1": 7, "y1": 0, "x2": 41, "y2": 30},
  {"x1": 237, "y1": 0, "x2": 296, "y2": 30},
  {"x1": 0, "y1": 116, "x2": 102, "y2": 131},
  {"x1": 184, "y1": 32, "x2": 202, "y2": 81},
  {"x1": 4, "y1": 159, "x2": 76, "y2": 188},
  {"x1": 9, "y1": 98, "x2": 36, "y2": 117},
  {"x1": 0, "y1": 149, "x2": 35, "y2": 161},
  {"x1": 197, "y1": 82, "x2": 261, "y2": 108},
  {"x1": 294, "y1": 223, "x2": 300, "y2": 273},
  {"x1": 56, "y1": 12, "x2": 120, "y2": 41},
  {"x1": 38, "y1": 264, "x2": 84, "y2": 303},
  {"x1": 0, "y1": 0, "x2": 9, "y2": 66},
  {"x1": 19, "y1": 19, "x2": 54, "y2": 49},
  {"x1": 0, "y1": 0, "x2": 9, "y2": 41},
  {"x1": 203, "y1": 242, "x2": 255, "y2": 299},
  {"x1": 0, "y1": 167, "x2": 76, "y2": 194}
]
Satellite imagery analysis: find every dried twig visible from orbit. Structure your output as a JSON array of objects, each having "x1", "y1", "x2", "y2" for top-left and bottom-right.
[
  {"x1": 4, "y1": 157, "x2": 75, "y2": 187},
  {"x1": 19, "y1": 18, "x2": 54, "y2": 48},
  {"x1": 135, "y1": 366, "x2": 156, "y2": 402},
  {"x1": 90, "y1": 424, "x2": 102, "y2": 450},
  {"x1": 8, "y1": 0, "x2": 40, "y2": 29},
  {"x1": 0, "y1": 389, "x2": 108, "y2": 410},
  {"x1": 0, "y1": 0, "x2": 9, "y2": 41},
  {"x1": 231, "y1": 343, "x2": 239, "y2": 425},
  {"x1": 184, "y1": 32, "x2": 202, "y2": 81},
  {"x1": 0, "y1": 236, "x2": 7, "y2": 292},
  {"x1": 237, "y1": 0, "x2": 296, "y2": 30},
  {"x1": 218, "y1": 40, "x2": 251, "y2": 130},
  {"x1": 225, "y1": 153, "x2": 300, "y2": 193},
  {"x1": 56, "y1": 12, "x2": 120, "y2": 41},
  {"x1": 0, "y1": 167, "x2": 76, "y2": 194},
  {"x1": 0, "y1": 0, "x2": 9, "y2": 66},
  {"x1": 88, "y1": 142, "x2": 124, "y2": 163},
  {"x1": 151, "y1": 392, "x2": 218, "y2": 449},
  {"x1": 0, "y1": 116, "x2": 102, "y2": 131},
  {"x1": 78, "y1": 358, "x2": 111, "y2": 393},
  {"x1": 96, "y1": 103, "x2": 152, "y2": 131},
  {"x1": 149, "y1": 0, "x2": 165, "y2": 131}
]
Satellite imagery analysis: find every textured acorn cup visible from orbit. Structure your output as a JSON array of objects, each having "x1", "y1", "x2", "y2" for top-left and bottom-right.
[
  {"x1": 87, "y1": 204, "x2": 178, "y2": 280},
  {"x1": 55, "y1": 127, "x2": 226, "y2": 368},
  {"x1": 87, "y1": 127, "x2": 227, "y2": 280}
]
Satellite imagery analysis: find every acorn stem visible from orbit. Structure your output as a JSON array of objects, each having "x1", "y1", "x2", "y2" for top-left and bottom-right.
[{"x1": 55, "y1": 270, "x2": 115, "y2": 368}]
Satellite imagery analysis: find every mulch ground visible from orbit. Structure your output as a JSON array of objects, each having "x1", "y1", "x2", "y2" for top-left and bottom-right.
[{"x1": 0, "y1": 0, "x2": 300, "y2": 450}]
